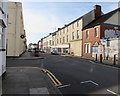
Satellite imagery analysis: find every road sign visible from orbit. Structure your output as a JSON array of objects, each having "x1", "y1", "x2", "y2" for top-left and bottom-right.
[{"x1": 101, "y1": 39, "x2": 107, "y2": 43}]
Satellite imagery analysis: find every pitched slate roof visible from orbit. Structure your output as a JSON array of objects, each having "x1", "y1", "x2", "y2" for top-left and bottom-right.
[
  {"x1": 58, "y1": 8, "x2": 101, "y2": 30},
  {"x1": 82, "y1": 7, "x2": 120, "y2": 30}
]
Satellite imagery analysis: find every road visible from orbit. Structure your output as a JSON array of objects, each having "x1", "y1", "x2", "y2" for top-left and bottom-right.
[
  {"x1": 41, "y1": 53, "x2": 119, "y2": 95},
  {"x1": 7, "y1": 52, "x2": 120, "y2": 95}
]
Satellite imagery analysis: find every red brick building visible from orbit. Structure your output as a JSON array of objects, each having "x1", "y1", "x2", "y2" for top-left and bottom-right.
[{"x1": 82, "y1": 7, "x2": 120, "y2": 58}]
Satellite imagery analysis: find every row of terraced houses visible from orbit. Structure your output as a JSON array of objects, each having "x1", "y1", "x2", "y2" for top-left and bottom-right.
[{"x1": 38, "y1": 5, "x2": 120, "y2": 60}]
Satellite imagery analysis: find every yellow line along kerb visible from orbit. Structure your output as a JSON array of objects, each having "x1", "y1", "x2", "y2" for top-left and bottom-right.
[
  {"x1": 45, "y1": 69, "x2": 62, "y2": 86},
  {"x1": 7, "y1": 66, "x2": 62, "y2": 87}
]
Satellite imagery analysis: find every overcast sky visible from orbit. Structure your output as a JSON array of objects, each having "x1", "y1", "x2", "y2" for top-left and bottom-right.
[{"x1": 8, "y1": 0, "x2": 119, "y2": 45}]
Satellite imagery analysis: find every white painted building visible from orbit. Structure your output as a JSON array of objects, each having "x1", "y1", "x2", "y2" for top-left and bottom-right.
[
  {"x1": 0, "y1": 0, "x2": 8, "y2": 95},
  {"x1": 6, "y1": 2, "x2": 27, "y2": 57},
  {"x1": 0, "y1": 0, "x2": 8, "y2": 76}
]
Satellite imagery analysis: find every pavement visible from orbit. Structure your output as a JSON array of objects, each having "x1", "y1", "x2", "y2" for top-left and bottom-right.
[
  {"x1": 80, "y1": 56, "x2": 120, "y2": 68},
  {"x1": 2, "y1": 52, "x2": 62, "y2": 95},
  {"x1": 62, "y1": 54, "x2": 120, "y2": 68}
]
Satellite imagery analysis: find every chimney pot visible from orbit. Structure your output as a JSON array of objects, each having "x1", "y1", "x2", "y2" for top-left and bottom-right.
[{"x1": 94, "y1": 5, "x2": 101, "y2": 18}]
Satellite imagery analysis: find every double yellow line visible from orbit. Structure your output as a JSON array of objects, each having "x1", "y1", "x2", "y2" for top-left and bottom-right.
[
  {"x1": 42, "y1": 69, "x2": 62, "y2": 87},
  {"x1": 7, "y1": 66, "x2": 62, "y2": 87}
]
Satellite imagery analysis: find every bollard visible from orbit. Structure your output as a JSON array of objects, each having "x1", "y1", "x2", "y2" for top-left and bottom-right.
[
  {"x1": 100, "y1": 54, "x2": 102, "y2": 63},
  {"x1": 96, "y1": 54, "x2": 97, "y2": 61},
  {"x1": 113, "y1": 55, "x2": 116, "y2": 66}
]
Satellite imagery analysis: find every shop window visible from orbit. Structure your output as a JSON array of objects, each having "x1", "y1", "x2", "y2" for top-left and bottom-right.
[
  {"x1": 58, "y1": 48, "x2": 61, "y2": 52},
  {"x1": 92, "y1": 46, "x2": 98, "y2": 52}
]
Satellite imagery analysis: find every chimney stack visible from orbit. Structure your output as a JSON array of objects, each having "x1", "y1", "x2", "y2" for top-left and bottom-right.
[{"x1": 94, "y1": 5, "x2": 101, "y2": 18}]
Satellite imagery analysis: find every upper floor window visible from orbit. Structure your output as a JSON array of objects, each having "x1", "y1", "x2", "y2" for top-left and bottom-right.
[
  {"x1": 49, "y1": 40, "x2": 52, "y2": 45},
  {"x1": 63, "y1": 37, "x2": 65, "y2": 43},
  {"x1": 95, "y1": 27, "x2": 98, "y2": 37},
  {"x1": 72, "y1": 24, "x2": 74, "y2": 29},
  {"x1": 67, "y1": 27, "x2": 68, "y2": 32},
  {"x1": 72, "y1": 32, "x2": 74, "y2": 40},
  {"x1": 57, "y1": 39, "x2": 59, "y2": 44},
  {"x1": 63, "y1": 29, "x2": 65, "y2": 34},
  {"x1": 52, "y1": 41, "x2": 54, "y2": 45},
  {"x1": 46, "y1": 41, "x2": 48, "y2": 46},
  {"x1": 66, "y1": 35, "x2": 68, "y2": 42},
  {"x1": 60, "y1": 38, "x2": 61, "y2": 43},
  {"x1": 77, "y1": 21, "x2": 79, "y2": 27},
  {"x1": 77, "y1": 30, "x2": 79, "y2": 39},
  {"x1": 86, "y1": 30, "x2": 89, "y2": 39},
  {"x1": 59, "y1": 31, "x2": 61, "y2": 35}
]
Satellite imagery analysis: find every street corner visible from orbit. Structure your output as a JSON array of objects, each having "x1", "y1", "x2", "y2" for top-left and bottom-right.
[{"x1": 2, "y1": 67, "x2": 62, "y2": 95}]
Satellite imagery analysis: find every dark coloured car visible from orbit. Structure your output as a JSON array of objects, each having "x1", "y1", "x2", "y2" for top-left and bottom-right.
[
  {"x1": 51, "y1": 50, "x2": 59, "y2": 55},
  {"x1": 28, "y1": 48, "x2": 32, "y2": 52},
  {"x1": 40, "y1": 50, "x2": 45, "y2": 53}
]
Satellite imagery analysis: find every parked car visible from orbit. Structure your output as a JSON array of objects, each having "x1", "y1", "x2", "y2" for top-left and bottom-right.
[
  {"x1": 33, "y1": 50, "x2": 40, "y2": 57},
  {"x1": 28, "y1": 48, "x2": 32, "y2": 52},
  {"x1": 51, "y1": 50, "x2": 59, "y2": 55},
  {"x1": 40, "y1": 50, "x2": 45, "y2": 53}
]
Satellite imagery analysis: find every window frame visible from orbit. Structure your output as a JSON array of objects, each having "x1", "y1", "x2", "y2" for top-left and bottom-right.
[
  {"x1": 72, "y1": 32, "x2": 74, "y2": 40},
  {"x1": 86, "y1": 30, "x2": 89, "y2": 39},
  {"x1": 77, "y1": 30, "x2": 79, "y2": 39},
  {"x1": 95, "y1": 27, "x2": 99, "y2": 37}
]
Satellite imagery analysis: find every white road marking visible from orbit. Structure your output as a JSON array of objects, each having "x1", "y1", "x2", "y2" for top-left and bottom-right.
[
  {"x1": 90, "y1": 61, "x2": 95, "y2": 63},
  {"x1": 58, "y1": 84, "x2": 71, "y2": 89},
  {"x1": 80, "y1": 80, "x2": 99, "y2": 86},
  {"x1": 90, "y1": 80, "x2": 99, "y2": 86},
  {"x1": 80, "y1": 80, "x2": 91, "y2": 84},
  {"x1": 107, "y1": 89, "x2": 119, "y2": 95}
]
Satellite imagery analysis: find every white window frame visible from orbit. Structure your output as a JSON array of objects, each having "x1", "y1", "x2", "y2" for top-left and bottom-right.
[
  {"x1": 85, "y1": 44, "x2": 91, "y2": 53},
  {"x1": 95, "y1": 27, "x2": 98, "y2": 37},
  {"x1": 88, "y1": 44, "x2": 91, "y2": 53},
  {"x1": 86, "y1": 30, "x2": 89, "y2": 39}
]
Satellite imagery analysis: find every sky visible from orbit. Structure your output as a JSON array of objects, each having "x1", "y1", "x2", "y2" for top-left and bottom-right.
[{"x1": 8, "y1": 0, "x2": 120, "y2": 45}]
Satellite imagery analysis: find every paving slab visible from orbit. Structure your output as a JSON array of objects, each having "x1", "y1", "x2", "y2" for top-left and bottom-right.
[{"x1": 2, "y1": 67, "x2": 62, "y2": 95}]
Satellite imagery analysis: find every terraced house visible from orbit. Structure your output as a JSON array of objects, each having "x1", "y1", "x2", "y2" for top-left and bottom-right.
[
  {"x1": 82, "y1": 7, "x2": 120, "y2": 60},
  {"x1": 40, "y1": 5, "x2": 103, "y2": 56}
]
